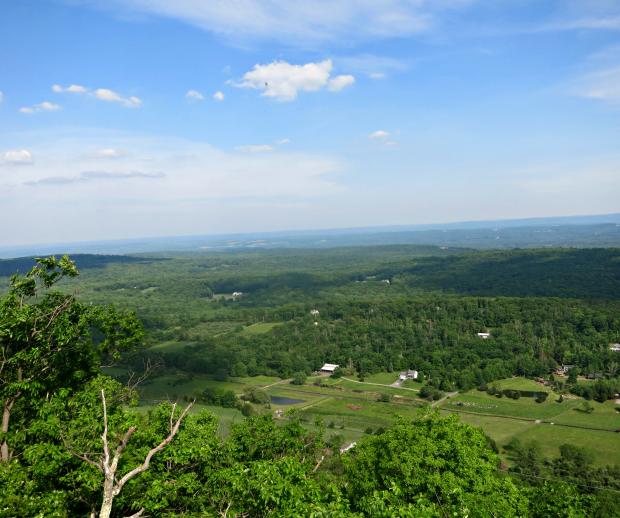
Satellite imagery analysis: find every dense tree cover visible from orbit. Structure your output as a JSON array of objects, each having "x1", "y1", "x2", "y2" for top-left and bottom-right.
[
  {"x1": 0, "y1": 256, "x2": 142, "y2": 464},
  {"x1": 157, "y1": 296, "x2": 620, "y2": 394},
  {"x1": 373, "y1": 248, "x2": 620, "y2": 299}
]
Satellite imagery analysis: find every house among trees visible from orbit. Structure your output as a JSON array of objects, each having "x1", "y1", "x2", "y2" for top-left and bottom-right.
[
  {"x1": 310, "y1": 309, "x2": 320, "y2": 316},
  {"x1": 231, "y1": 291, "x2": 243, "y2": 300},
  {"x1": 555, "y1": 364, "x2": 575, "y2": 376},
  {"x1": 320, "y1": 363, "x2": 339, "y2": 374},
  {"x1": 610, "y1": 343, "x2": 620, "y2": 352},
  {"x1": 399, "y1": 369, "x2": 419, "y2": 380},
  {"x1": 477, "y1": 332, "x2": 491, "y2": 339}
]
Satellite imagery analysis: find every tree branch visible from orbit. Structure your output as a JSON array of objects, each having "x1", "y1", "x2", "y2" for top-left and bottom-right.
[{"x1": 113, "y1": 401, "x2": 194, "y2": 495}]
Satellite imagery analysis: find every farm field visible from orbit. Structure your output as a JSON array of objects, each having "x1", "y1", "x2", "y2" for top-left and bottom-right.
[
  {"x1": 491, "y1": 377, "x2": 549, "y2": 392},
  {"x1": 446, "y1": 390, "x2": 580, "y2": 419},
  {"x1": 128, "y1": 371, "x2": 620, "y2": 467}
]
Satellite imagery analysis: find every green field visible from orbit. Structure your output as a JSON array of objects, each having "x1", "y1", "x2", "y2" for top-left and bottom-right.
[
  {"x1": 239, "y1": 322, "x2": 281, "y2": 335},
  {"x1": 492, "y1": 377, "x2": 550, "y2": 392},
  {"x1": 131, "y1": 371, "x2": 620, "y2": 467},
  {"x1": 447, "y1": 391, "x2": 578, "y2": 419}
]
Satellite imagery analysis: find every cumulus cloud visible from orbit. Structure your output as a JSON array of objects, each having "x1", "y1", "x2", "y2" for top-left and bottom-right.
[
  {"x1": 25, "y1": 170, "x2": 165, "y2": 186},
  {"x1": 51, "y1": 84, "x2": 142, "y2": 108},
  {"x1": 186, "y1": 89, "x2": 205, "y2": 101},
  {"x1": 234, "y1": 59, "x2": 354, "y2": 101},
  {"x1": 213, "y1": 90, "x2": 225, "y2": 101},
  {"x1": 52, "y1": 84, "x2": 88, "y2": 94},
  {"x1": 235, "y1": 144, "x2": 274, "y2": 153},
  {"x1": 328, "y1": 74, "x2": 355, "y2": 91},
  {"x1": 19, "y1": 101, "x2": 62, "y2": 114},
  {"x1": 369, "y1": 130, "x2": 390, "y2": 139},
  {"x1": 94, "y1": 88, "x2": 142, "y2": 107},
  {"x1": 1, "y1": 149, "x2": 33, "y2": 164}
]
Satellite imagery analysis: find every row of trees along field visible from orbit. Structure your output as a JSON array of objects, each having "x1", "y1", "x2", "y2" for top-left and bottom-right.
[{"x1": 2, "y1": 256, "x2": 620, "y2": 516}]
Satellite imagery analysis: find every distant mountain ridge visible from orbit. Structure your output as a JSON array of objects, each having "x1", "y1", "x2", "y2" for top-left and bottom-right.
[{"x1": 1, "y1": 213, "x2": 619, "y2": 258}]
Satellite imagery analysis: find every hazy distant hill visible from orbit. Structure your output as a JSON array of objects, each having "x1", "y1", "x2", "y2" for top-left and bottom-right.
[
  {"x1": 1, "y1": 213, "x2": 619, "y2": 258},
  {"x1": 0, "y1": 254, "x2": 161, "y2": 277}
]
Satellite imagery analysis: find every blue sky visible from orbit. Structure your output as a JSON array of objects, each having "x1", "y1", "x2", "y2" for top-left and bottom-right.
[{"x1": 1, "y1": 0, "x2": 619, "y2": 246}]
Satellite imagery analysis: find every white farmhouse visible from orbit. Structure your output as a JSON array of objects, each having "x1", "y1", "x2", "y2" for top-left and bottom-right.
[
  {"x1": 610, "y1": 343, "x2": 620, "y2": 352},
  {"x1": 320, "y1": 363, "x2": 339, "y2": 374},
  {"x1": 310, "y1": 309, "x2": 320, "y2": 316},
  {"x1": 477, "y1": 332, "x2": 491, "y2": 339},
  {"x1": 399, "y1": 369, "x2": 418, "y2": 380}
]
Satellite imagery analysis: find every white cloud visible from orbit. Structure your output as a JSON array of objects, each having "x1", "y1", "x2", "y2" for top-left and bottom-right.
[
  {"x1": 0, "y1": 91, "x2": 4, "y2": 104},
  {"x1": 90, "y1": 0, "x2": 440, "y2": 45},
  {"x1": 95, "y1": 148, "x2": 127, "y2": 158},
  {"x1": 573, "y1": 66, "x2": 620, "y2": 102},
  {"x1": 19, "y1": 101, "x2": 62, "y2": 114},
  {"x1": 234, "y1": 59, "x2": 355, "y2": 101},
  {"x1": 1, "y1": 149, "x2": 33, "y2": 164},
  {"x1": 369, "y1": 72, "x2": 386, "y2": 79},
  {"x1": 213, "y1": 90, "x2": 225, "y2": 101},
  {"x1": 369, "y1": 130, "x2": 390, "y2": 139},
  {"x1": 328, "y1": 74, "x2": 355, "y2": 91},
  {"x1": 52, "y1": 84, "x2": 88, "y2": 94},
  {"x1": 236, "y1": 144, "x2": 274, "y2": 153},
  {"x1": 186, "y1": 89, "x2": 205, "y2": 101},
  {"x1": 51, "y1": 84, "x2": 142, "y2": 108},
  {"x1": 94, "y1": 88, "x2": 142, "y2": 107},
  {"x1": 276, "y1": 138, "x2": 290, "y2": 145}
]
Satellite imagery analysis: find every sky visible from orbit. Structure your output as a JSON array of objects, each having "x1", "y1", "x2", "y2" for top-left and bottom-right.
[{"x1": 1, "y1": 0, "x2": 619, "y2": 246}]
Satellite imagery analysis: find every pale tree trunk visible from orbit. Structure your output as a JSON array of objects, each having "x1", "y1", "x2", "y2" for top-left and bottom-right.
[
  {"x1": 98, "y1": 476, "x2": 116, "y2": 518},
  {"x1": 95, "y1": 390, "x2": 193, "y2": 518}
]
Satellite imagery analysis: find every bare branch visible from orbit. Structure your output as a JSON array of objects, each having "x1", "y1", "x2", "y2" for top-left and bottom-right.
[
  {"x1": 124, "y1": 508, "x2": 145, "y2": 518},
  {"x1": 113, "y1": 401, "x2": 194, "y2": 495}
]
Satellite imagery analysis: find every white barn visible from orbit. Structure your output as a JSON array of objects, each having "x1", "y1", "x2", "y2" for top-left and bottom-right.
[{"x1": 320, "y1": 363, "x2": 339, "y2": 374}]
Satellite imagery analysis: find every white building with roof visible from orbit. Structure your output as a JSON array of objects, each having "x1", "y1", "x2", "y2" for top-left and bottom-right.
[{"x1": 320, "y1": 363, "x2": 339, "y2": 374}]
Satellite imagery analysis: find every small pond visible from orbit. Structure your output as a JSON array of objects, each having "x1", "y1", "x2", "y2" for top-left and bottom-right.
[{"x1": 270, "y1": 395, "x2": 305, "y2": 405}]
